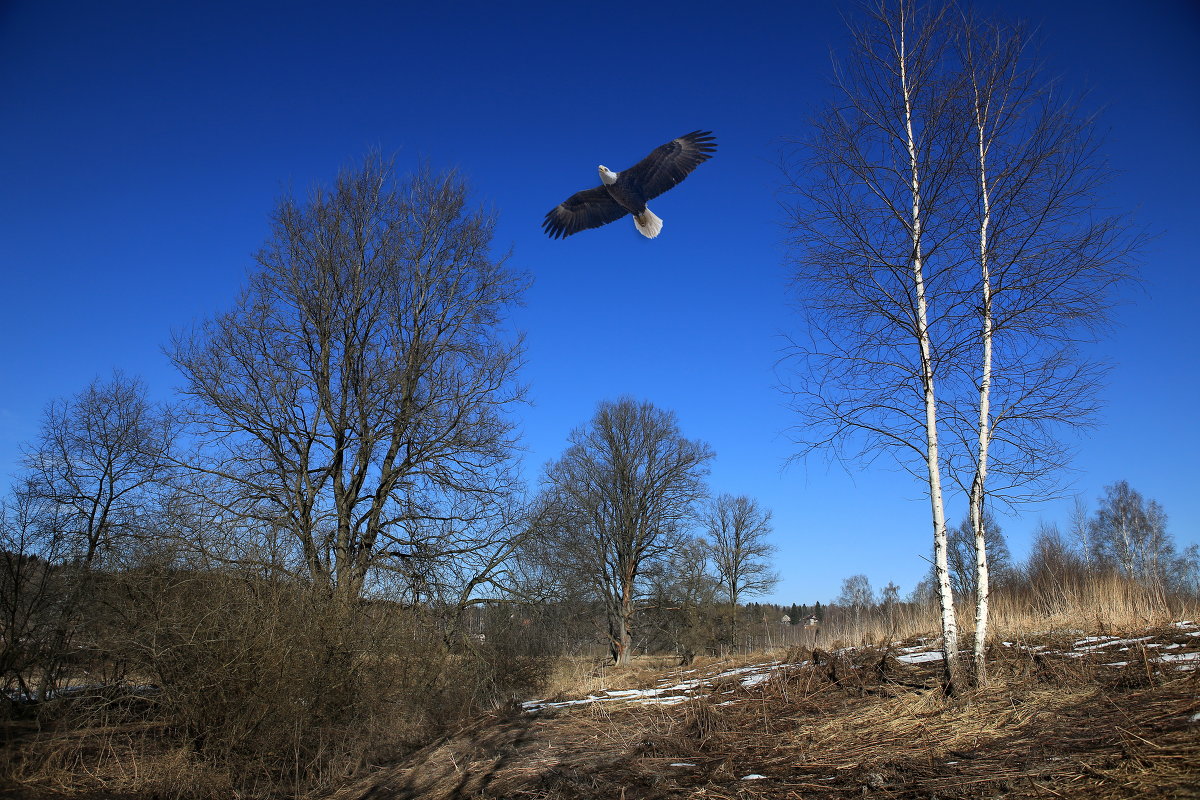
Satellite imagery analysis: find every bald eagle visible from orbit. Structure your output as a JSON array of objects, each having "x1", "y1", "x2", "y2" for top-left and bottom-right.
[{"x1": 542, "y1": 130, "x2": 717, "y2": 239}]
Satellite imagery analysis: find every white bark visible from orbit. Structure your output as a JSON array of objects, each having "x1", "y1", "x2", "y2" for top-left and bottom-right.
[
  {"x1": 899, "y1": 7, "x2": 958, "y2": 680},
  {"x1": 970, "y1": 65, "x2": 995, "y2": 683}
]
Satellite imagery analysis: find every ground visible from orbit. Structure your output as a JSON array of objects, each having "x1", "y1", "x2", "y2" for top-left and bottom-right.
[{"x1": 326, "y1": 625, "x2": 1200, "y2": 799}]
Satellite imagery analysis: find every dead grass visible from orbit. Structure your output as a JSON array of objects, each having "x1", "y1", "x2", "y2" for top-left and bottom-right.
[
  {"x1": 325, "y1": 627, "x2": 1200, "y2": 800},
  {"x1": 540, "y1": 652, "x2": 772, "y2": 703},
  {"x1": 812, "y1": 575, "x2": 1200, "y2": 654}
]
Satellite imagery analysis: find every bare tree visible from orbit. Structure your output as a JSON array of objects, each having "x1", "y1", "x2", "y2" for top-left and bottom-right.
[
  {"x1": 21, "y1": 371, "x2": 176, "y2": 566},
  {"x1": 641, "y1": 536, "x2": 720, "y2": 664},
  {"x1": 784, "y1": 0, "x2": 1141, "y2": 689},
  {"x1": 170, "y1": 156, "x2": 528, "y2": 604},
  {"x1": 0, "y1": 481, "x2": 72, "y2": 701},
  {"x1": 782, "y1": 0, "x2": 969, "y2": 688},
  {"x1": 837, "y1": 573, "x2": 876, "y2": 631},
  {"x1": 539, "y1": 398, "x2": 713, "y2": 665},
  {"x1": 1089, "y1": 481, "x2": 1173, "y2": 589},
  {"x1": 947, "y1": 511, "x2": 1012, "y2": 599},
  {"x1": 951, "y1": 11, "x2": 1139, "y2": 684},
  {"x1": 1023, "y1": 522, "x2": 1078, "y2": 594},
  {"x1": 880, "y1": 581, "x2": 901, "y2": 607},
  {"x1": 1068, "y1": 496, "x2": 1093, "y2": 571},
  {"x1": 705, "y1": 493, "x2": 778, "y2": 651}
]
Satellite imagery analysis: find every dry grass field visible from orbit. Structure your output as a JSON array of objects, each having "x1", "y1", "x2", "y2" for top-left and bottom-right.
[
  {"x1": 324, "y1": 625, "x2": 1200, "y2": 800},
  {"x1": 5, "y1": 581, "x2": 1198, "y2": 800}
]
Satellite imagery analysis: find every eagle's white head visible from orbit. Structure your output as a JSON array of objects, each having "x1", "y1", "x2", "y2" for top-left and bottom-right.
[{"x1": 598, "y1": 165, "x2": 618, "y2": 185}]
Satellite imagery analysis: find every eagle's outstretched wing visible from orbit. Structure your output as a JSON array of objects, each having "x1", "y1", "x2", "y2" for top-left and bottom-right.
[
  {"x1": 542, "y1": 185, "x2": 628, "y2": 239},
  {"x1": 621, "y1": 131, "x2": 717, "y2": 202}
]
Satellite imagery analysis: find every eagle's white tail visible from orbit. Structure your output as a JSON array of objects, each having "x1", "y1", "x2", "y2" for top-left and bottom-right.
[{"x1": 634, "y1": 208, "x2": 663, "y2": 239}]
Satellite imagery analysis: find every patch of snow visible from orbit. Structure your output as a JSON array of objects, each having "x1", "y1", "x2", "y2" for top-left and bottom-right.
[
  {"x1": 522, "y1": 697, "x2": 605, "y2": 711},
  {"x1": 1170, "y1": 621, "x2": 1195, "y2": 628},
  {"x1": 1074, "y1": 635, "x2": 1118, "y2": 647},
  {"x1": 897, "y1": 650, "x2": 944, "y2": 664},
  {"x1": 670, "y1": 762, "x2": 696, "y2": 767},
  {"x1": 741, "y1": 672, "x2": 773, "y2": 687},
  {"x1": 636, "y1": 695, "x2": 689, "y2": 706},
  {"x1": 1075, "y1": 636, "x2": 1153, "y2": 652},
  {"x1": 1156, "y1": 652, "x2": 1200, "y2": 663},
  {"x1": 741, "y1": 774, "x2": 768, "y2": 780},
  {"x1": 1189, "y1": 713, "x2": 1200, "y2": 723}
]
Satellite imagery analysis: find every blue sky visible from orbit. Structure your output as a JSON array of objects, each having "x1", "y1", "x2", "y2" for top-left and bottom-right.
[{"x1": 1, "y1": 0, "x2": 1197, "y2": 604}]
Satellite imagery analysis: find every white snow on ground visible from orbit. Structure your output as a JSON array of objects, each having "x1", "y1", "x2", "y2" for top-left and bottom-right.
[
  {"x1": 741, "y1": 671, "x2": 774, "y2": 687},
  {"x1": 635, "y1": 695, "x2": 689, "y2": 706},
  {"x1": 896, "y1": 650, "x2": 944, "y2": 664},
  {"x1": 1075, "y1": 636, "x2": 1154, "y2": 651},
  {"x1": 1074, "y1": 635, "x2": 1119, "y2": 647},
  {"x1": 741, "y1": 774, "x2": 767, "y2": 780},
  {"x1": 1155, "y1": 652, "x2": 1200, "y2": 664}
]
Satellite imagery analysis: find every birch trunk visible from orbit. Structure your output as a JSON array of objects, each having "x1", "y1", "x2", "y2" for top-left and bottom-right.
[
  {"x1": 899, "y1": 7, "x2": 958, "y2": 688},
  {"x1": 969, "y1": 70, "x2": 995, "y2": 687}
]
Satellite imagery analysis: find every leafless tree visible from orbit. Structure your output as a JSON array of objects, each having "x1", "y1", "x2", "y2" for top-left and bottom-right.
[
  {"x1": 837, "y1": 574, "x2": 875, "y2": 610},
  {"x1": 539, "y1": 398, "x2": 713, "y2": 665},
  {"x1": 21, "y1": 371, "x2": 176, "y2": 566},
  {"x1": 1088, "y1": 481, "x2": 1174, "y2": 589},
  {"x1": 946, "y1": 511, "x2": 1012, "y2": 599},
  {"x1": 784, "y1": 0, "x2": 1141, "y2": 689},
  {"x1": 705, "y1": 493, "x2": 778, "y2": 651},
  {"x1": 781, "y1": 0, "x2": 970, "y2": 688},
  {"x1": 170, "y1": 155, "x2": 528, "y2": 604},
  {"x1": 0, "y1": 481, "x2": 72, "y2": 701},
  {"x1": 641, "y1": 536, "x2": 720, "y2": 663},
  {"x1": 12, "y1": 373, "x2": 177, "y2": 700},
  {"x1": 950, "y1": 11, "x2": 1139, "y2": 683}
]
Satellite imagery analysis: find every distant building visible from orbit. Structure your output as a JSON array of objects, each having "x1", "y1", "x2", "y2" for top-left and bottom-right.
[
  {"x1": 780, "y1": 614, "x2": 791, "y2": 625},
  {"x1": 803, "y1": 615, "x2": 819, "y2": 627}
]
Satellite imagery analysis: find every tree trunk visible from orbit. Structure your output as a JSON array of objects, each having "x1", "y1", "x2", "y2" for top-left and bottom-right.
[
  {"x1": 611, "y1": 587, "x2": 635, "y2": 666},
  {"x1": 900, "y1": 8, "x2": 959, "y2": 691},
  {"x1": 969, "y1": 73, "x2": 995, "y2": 687}
]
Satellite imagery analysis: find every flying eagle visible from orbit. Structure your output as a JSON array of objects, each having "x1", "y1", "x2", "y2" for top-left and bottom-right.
[{"x1": 542, "y1": 131, "x2": 717, "y2": 239}]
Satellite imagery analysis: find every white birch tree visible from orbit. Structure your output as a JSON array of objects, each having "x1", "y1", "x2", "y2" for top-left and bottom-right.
[
  {"x1": 782, "y1": 0, "x2": 969, "y2": 689},
  {"x1": 785, "y1": 0, "x2": 1141, "y2": 690},
  {"x1": 953, "y1": 13, "x2": 1140, "y2": 683}
]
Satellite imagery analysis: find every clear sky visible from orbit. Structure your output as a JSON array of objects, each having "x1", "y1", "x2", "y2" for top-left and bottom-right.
[{"x1": 1, "y1": 0, "x2": 1197, "y2": 605}]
